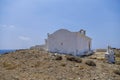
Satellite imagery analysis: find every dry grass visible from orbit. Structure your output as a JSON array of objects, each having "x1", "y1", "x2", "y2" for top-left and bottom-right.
[
  {"x1": 60, "y1": 62, "x2": 66, "y2": 67},
  {"x1": 89, "y1": 52, "x2": 105, "y2": 61},
  {"x1": 34, "y1": 61, "x2": 41, "y2": 68},
  {"x1": 0, "y1": 49, "x2": 120, "y2": 80},
  {"x1": 115, "y1": 57, "x2": 120, "y2": 65},
  {"x1": 114, "y1": 49, "x2": 120, "y2": 65},
  {"x1": 2, "y1": 61, "x2": 19, "y2": 70},
  {"x1": 79, "y1": 65, "x2": 87, "y2": 70}
]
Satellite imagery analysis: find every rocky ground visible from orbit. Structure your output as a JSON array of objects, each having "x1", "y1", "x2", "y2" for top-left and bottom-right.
[{"x1": 0, "y1": 49, "x2": 120, "y2": 80}]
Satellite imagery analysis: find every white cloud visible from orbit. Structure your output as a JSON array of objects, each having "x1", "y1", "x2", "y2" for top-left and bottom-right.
[
  {"x1": 0, "y1": 24, "x2": 15, "y2": 29},
  {"x1": 0, "y1": 25, "x2": 7, "y2": 28},
  {"x1": 18, "y1": 36, "x2": 31, "y2": 41}
]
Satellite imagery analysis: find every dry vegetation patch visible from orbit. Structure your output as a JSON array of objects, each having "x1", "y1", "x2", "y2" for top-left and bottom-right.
[
  {"x1": 114, "y1": 49, "x2": 120, "y2": 65},
  {"x1": 66, "y1": 55, "x2": 82, "y2": 63},
  {"x1": 113, "y1": 67, "x2": 120, "y2": 75},
  {"x1": 2, "y1": 61, "x2": 19, "y2": 70},
  {"x1": 85, "y1": 60, "x2": 96, "y2": 66},
  {"x1": 0, "y1": 49, "x2": 120, "y2": 80}
]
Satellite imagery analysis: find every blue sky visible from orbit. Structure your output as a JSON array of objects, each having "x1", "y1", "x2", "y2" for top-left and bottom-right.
[{"x1": 0, "y1": 0, "x2": 120, "y2": 49}]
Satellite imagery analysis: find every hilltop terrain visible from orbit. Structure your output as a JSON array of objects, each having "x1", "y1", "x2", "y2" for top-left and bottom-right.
[{"x1": 0, "y1": 49, "x2": 120, "y2": 80}]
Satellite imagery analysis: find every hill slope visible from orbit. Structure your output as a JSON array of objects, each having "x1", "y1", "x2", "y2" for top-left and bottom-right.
[{"x1": 0, "y1": 49, "x2": 120, "y2": 80}]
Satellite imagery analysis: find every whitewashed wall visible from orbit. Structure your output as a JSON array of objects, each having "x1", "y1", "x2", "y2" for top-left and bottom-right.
[
  {"x1": 45, "y1": 29, "x2": 91, "y2": 56},
  {"x1": 76, "y1": 33, "x2": 91, "y2": 55}
]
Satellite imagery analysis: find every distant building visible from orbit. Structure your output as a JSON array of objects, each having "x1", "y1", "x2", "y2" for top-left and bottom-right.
[{"x1": 45, "y1": 29, "x2": 92, "y2": 56}]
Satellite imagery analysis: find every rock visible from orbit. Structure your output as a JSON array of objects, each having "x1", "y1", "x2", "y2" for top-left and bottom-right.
[
  {"x1": 78, "y1": 77, "x2": 81, "y2": 79},
  {"x1": 74, "y1": 64, "x2": 79, "y2": 67}
]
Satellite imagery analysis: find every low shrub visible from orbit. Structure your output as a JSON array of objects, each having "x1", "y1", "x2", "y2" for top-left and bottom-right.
[
  {"x1": 52, "y1": 55, "x2": 62, "y2": 60},
  {"x1": 60, "y1": 63, "x2": 66, "y2": 67},
  {"x1": 57, "y1": 55, "x2": 62, "y2": 60},
  {"x1": 85, "y1": 60, "x2": 96, "y2": 66},
  {"x1": 66, "y1": 56, "x2": 82, "y2": 63},
  {"x1": 113, "y1": 69, "x2": 120, "y2": 75}
]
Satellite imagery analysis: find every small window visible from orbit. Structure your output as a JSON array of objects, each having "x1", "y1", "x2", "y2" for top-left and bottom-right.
[{"x1": 61, "y1": 43, "x2": 63, "y2": 45}]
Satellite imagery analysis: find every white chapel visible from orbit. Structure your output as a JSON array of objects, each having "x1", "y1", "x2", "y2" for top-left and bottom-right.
[{"x1": 45, "y1": 29, "x2": 92, "y2": 56}]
